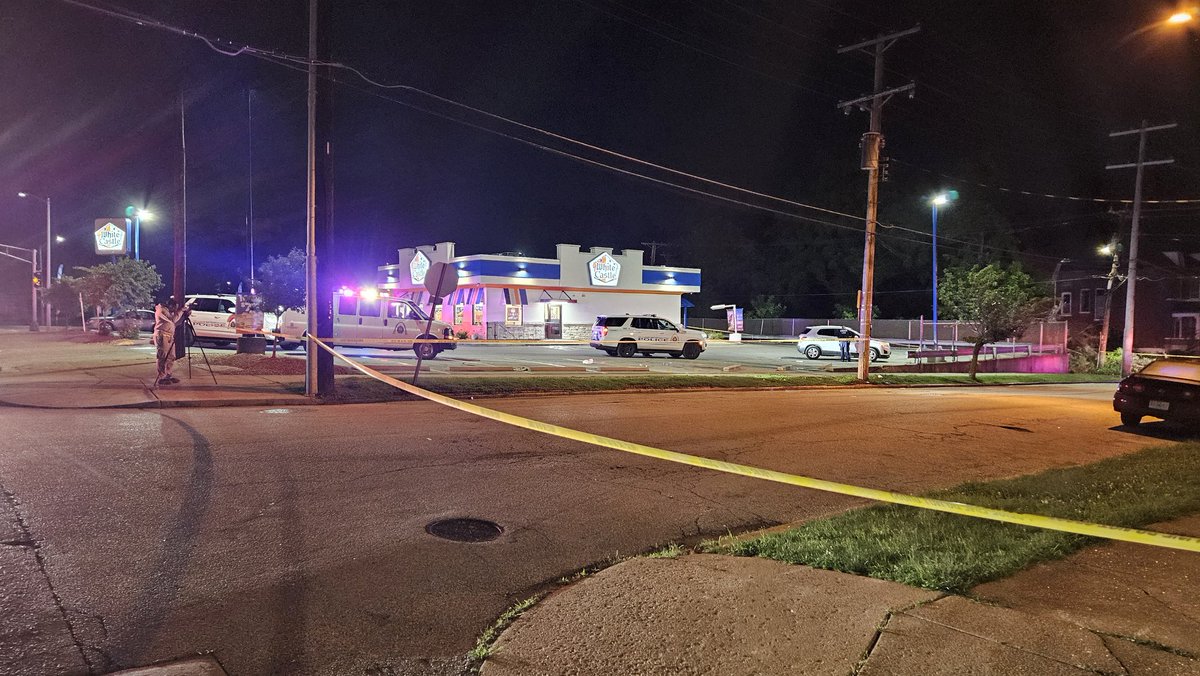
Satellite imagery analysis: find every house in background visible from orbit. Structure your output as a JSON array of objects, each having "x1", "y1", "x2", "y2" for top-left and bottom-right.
[{"x1": 1054, "y1": 249, "x2": 1200, "y2": 356}]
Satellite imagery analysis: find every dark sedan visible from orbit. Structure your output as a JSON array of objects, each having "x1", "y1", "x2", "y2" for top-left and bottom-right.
[{"x1": 1113, "y1": 358, "x2": 1200, "y2": 427}]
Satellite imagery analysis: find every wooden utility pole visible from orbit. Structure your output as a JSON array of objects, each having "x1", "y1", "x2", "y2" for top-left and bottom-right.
[
  {"x1": 1106, "y1": 120, "x2": 1175, "y2": 376},
  {"x1": 305, "y1": 0, "x2": 336, "y2": 396},
  {"x1": 837, "y1": 26, "x2": 918, "y2": 381}
]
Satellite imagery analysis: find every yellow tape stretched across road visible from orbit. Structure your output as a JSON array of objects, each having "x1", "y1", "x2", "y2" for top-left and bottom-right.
[{"x1": 308, "y1": 337, "x2": 1200, "y2": 553}]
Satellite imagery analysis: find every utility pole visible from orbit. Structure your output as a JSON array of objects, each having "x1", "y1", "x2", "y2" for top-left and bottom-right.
[
  {"x1": 641, "y1": 241, "x2": 669, "y2": 265},
  {"x1": 1106, "y1": 120, "x2": 1175, "y2": 376},
  {"x1": 1097, "y1": 237, "x2": 1121, "y2": 369},
  {"x1": 837, "y1": 26, "x2": 918, "y2": 381},
  {"x1": 305, "y1": 0, "x2": 335, "y2": 396},
  {"x1": 173, "y1": 93, "x2": 188, "y2": 359}
]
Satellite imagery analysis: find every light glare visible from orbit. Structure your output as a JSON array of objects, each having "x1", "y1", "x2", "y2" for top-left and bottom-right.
[{"x1": 1167, "y1": 11, "x2": 1193, "y2": 24}]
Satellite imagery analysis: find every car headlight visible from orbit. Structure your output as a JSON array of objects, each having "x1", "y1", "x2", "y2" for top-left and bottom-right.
[
  {"x1": 881, "y1": 342, "x2": 891, "y2": 350},
  {"x1": 700, "y1": 332, "x2": 708, "y2": 339}
]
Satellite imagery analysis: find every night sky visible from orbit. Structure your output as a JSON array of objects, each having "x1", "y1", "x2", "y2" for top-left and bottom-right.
[{"x1": 2, "y1": 0, "x2": 1198, "y2": 316}]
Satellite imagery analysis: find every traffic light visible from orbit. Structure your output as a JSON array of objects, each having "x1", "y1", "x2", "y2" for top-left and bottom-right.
[{"x1": 32, "y1": 274, "x2": 41, "y2": 288}]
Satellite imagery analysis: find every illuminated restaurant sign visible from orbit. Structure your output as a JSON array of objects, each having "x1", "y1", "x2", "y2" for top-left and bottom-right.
[
  {"x1": 587, "y1": 252, "x2": 620, "y2": 286},
  {"x1": 94, "y1": 218, "x2": 128, "y2": 255},
  {"x1": 410, "y1": 250, "x2": 431, "y2": 284}
]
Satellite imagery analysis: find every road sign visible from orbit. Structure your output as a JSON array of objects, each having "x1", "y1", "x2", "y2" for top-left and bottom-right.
[{"x1": 424, "y1": 261, "x2": 459, "y2": 299}]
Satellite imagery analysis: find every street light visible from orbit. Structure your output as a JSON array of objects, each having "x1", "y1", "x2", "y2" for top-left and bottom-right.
[
  {"x1": 710, "y1": 303, "x2": 742, "y2": 341},
  {"x1": 17, "y1": 191, "x2": 52, "y2": 327},
  {"x1": 126, "y1": 206, "x2": 154, "y2": 260},
  {"x1": 1096, "y1": 241, "x2": 1122, "y2": 369},
  {"x1": 928, "y1": 190, "x2": 958, "y2": 348},
  {"x1": 1167, "y1": 11, "x2": 1194, "y2": 24}
]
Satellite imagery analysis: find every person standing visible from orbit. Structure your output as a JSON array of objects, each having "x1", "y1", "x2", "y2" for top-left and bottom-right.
[
  {"x1": 838, "y1": 327, "x2": 853, "y2": 362},
  {"x1": 153, "y1": 297, "x2": 191, "y2": 386}
]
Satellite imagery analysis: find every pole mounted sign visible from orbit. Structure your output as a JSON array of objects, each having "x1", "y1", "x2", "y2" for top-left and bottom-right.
[{"x1": 94, "y1": 218, "x2": 130, "y2": 255}]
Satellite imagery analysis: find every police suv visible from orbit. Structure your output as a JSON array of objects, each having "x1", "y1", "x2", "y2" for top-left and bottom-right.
[{"x1": 590, "y1": 314, "x2": 707, "y2": 359}]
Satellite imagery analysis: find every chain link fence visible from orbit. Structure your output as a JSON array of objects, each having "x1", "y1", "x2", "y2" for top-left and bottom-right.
[{"x1": 688, "y1": 317, "x2": 1068, "y2": 354}]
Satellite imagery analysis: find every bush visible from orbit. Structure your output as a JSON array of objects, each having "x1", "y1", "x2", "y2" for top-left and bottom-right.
[{"x1": 118, "y1": 322, "x2": 141, "y2": 340}]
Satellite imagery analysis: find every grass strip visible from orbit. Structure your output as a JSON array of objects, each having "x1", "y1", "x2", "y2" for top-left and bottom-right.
[
  {"x1": 293, "y1": 372, "x2": 1111, "y2": 402},
  {"x1": 705, "y1": 442, "x2": 1200, "y2": 594},
  {"x1": 468, "y1": 595, "x2": 542, "y2": 663}
]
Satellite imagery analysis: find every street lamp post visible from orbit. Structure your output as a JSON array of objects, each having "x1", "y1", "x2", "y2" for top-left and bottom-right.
[
  {"x1": 928, "y1": 191, "x2": 957, "y2": 348},
  {"x1": 1097, "y1": 241, "x2": 1122, "y2": 369},
  {"x1": 710, "y1": 303, "x2": 741, "y2": 341},
  {"x1": 18, "y1": 192, "x2": 51, "y2": 327},
  {"x1": 125, "y1": 206, "x2": 154, "y2": 260}
]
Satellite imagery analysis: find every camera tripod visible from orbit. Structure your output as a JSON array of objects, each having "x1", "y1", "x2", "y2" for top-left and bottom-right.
[{"x1": 176, "y1": 317, "x2": 218, "y2": 386}]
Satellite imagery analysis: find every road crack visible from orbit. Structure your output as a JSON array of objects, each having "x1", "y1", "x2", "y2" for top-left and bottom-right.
[{"x1": 0, "y1": 481, "x2": 102, "y2": 674}]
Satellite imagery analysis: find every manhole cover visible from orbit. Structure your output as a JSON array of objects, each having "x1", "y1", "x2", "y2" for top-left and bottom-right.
[{"x1": 425, "y1": 518, "x2": 504, "y2": 542}]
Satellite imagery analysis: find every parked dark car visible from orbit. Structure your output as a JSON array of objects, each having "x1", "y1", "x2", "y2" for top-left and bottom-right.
[{"x1": 1113, "y1": 358, "x2": 1200, "y2": 427}]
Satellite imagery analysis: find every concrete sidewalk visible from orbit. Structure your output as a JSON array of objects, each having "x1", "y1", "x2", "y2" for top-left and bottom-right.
[
  {"x1": 484, "y1": 517, "x2": 1200, "y2": 675},
  {"x1": 0, "y1": 363, "x2": 311, "y2": 409}
]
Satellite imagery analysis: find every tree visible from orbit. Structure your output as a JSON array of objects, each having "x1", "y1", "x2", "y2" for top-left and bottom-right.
[
  {"x1": 938, "y1": 263, "x2": 1053, "y2": 381},
  {"x1": 44, "y1": 276, "x2": 84, "y2": 326},
  {"x1": 73, "y1": 259, "x2": 163, "y2": 317},
  {"x1": 747, "y1": 294, "x2": 785, "y2": 319},
  {"x1": 257, "y1": 248, "x2": 306, "y2": 355}
]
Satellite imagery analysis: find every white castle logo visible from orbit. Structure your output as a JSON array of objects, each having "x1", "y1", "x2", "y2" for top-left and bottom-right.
[
  {"x1": 588, "y1": 252, "x2": 621, "y2": 286},
  {"x1": 410, "y1": 250, "x2": 431, "y2": 284}
]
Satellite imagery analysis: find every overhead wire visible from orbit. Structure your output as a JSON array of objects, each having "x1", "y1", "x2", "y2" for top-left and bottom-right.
[
  {"x1": 56, "y1": 0, "x2": 1083, "y2": 268},
  {"x1": 569, "y1": 0, "x2": 846, "y2": 98}
]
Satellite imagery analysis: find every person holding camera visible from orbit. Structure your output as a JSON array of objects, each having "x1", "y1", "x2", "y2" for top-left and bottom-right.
[{"x1": 153, "y1": 296, "x2": 192, "y2": 386}]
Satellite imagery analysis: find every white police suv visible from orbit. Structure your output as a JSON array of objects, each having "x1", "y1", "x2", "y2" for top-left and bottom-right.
[{"x1": 590, "y1": 314, "x2": 707, "y2": 359}]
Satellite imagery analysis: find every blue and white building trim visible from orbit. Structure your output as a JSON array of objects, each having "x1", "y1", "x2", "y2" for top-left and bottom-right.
[{"x1": 378, "y1": 242, "x2": 702, "y2": 340}]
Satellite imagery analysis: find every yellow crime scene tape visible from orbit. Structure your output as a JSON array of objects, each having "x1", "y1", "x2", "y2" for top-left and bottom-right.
[{"x1": 303, "y1": 335, "x2": 1200, "y2": 553}]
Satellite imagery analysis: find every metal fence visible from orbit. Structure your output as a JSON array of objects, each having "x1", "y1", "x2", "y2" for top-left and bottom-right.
[{"x1": 688, "y1": 317, "x2": 1068, "y2": 354}]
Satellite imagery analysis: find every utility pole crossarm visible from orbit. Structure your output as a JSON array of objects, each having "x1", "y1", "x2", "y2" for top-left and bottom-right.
[
  {"x1": 837, "y1": 82, "x2": 915, "y2": 113},
  {"x1": 1106, "y1": 159, "x2": 1174, "y2": 170},
  {"x1": 836, "y1": 25, "x2": 921, "y2": 55},
  {"x1": 1110, "y1": 123, "x2": 1177, "y2": 137}
]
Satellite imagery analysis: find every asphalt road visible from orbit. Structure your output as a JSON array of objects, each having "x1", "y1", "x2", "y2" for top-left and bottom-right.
[
  {"x1": 0, "y1": 383, "x2": 1177, "y2": 675},
  {"x1": 280, "y1": 340, "x2": 894, "y2": 374}
]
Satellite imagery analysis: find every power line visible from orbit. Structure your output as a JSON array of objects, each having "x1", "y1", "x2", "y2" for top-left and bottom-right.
[
  {"x1": 570, "y1": 0, "x2": 845, "y2": 98},
  {"x1": 894, "y1": 158, "x2": 1200, "y2": 204},
  {"x1": 56, "y1": 0, "x2": 1077, "y2": 267}
]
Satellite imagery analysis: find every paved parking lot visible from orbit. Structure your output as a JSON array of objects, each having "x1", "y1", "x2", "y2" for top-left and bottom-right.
[{"x1": 252, "y1": 339, "x2": 908, "y2": 375}]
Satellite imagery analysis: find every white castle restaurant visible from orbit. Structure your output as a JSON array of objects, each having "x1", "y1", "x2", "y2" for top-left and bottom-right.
[{"x1": 377, "y1": 242, "x2": 702, "y2": 340}]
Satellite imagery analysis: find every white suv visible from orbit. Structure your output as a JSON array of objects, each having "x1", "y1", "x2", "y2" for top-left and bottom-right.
[
  {"x1": 185, "y1": 294, "x2": 277, "y2": 345},
  {"x1": 796, "y1": 325, "x2": 891, "y2": 361},
  {"x1": 590, "y1": 315, "x2": 707, "y2": 359}
]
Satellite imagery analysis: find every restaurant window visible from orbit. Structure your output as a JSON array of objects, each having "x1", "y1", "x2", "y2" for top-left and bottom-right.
[
  {"x1": 505, "y1": 305, "x2": 522, "y2": 325},
  {"x1": 1058, "y1": 292, "x2": 1072, "y2": 317},
  {"x1": 1079, "y1": 288, "x2": 1092, "y2": 314}
]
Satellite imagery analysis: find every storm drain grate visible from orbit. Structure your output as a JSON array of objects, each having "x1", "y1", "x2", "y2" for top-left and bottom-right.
[{"x1": 425, "y1": 518, "x2": 504, "y2": 542}]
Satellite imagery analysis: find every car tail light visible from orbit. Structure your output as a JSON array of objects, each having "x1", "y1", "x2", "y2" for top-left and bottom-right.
[
  {"x1": 1130, "y1": 383, "x2": 1145, "y2": 393},
  {"x1": 600, "y1": 326, "x2": 608, "y2": 337},
  {"x1": 1182, "y1": 390, "x2": 1196, "y2": 400}
]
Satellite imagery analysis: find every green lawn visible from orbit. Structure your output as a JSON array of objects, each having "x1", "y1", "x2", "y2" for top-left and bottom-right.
[{"x1": 706, "y1": 442, "x2": 1200, "y2": 593}]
